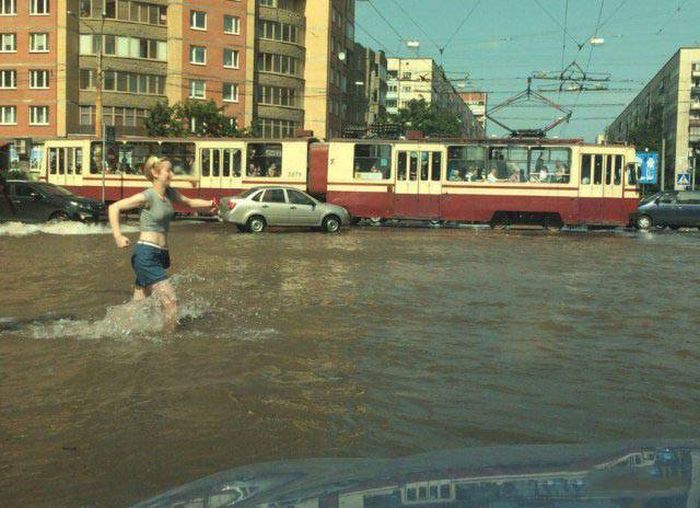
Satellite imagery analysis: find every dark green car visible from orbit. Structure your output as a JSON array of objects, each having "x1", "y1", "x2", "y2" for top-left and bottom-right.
[
  {"x1": 0, "y1": 180, "x2": 104, "y2": 223},
  {"x1": 634, "y1": 190, "x2": 700, "y2": 230}
]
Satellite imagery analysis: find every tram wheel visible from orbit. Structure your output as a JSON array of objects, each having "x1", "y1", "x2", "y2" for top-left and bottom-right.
[
  {"x1": 489, "y1": 213, "x2": 509, "y2": 230},
  {"x1": 635, "y1": 214, "x2": 653, "y2": 231},
  {"x1": 246, "y1": 215, "x2": 266, "y2": 233}
]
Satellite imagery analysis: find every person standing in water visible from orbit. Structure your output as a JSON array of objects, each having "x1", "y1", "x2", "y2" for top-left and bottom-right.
[{"x1": 109, "y1": 156, "x2": 216, "y2": 330}]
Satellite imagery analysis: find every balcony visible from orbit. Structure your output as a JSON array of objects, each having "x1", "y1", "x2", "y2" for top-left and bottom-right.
[
  {"x1": 691, "y1": 86, "x2": 700, "y2": 98},
  {"x1": 691, "y1": 100, "x2": 700, "y2": 110}
]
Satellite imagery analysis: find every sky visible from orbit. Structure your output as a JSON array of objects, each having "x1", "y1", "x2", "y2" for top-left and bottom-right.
[{"x1": 355, "y1": 0, "x2": 700, "y2": 142}]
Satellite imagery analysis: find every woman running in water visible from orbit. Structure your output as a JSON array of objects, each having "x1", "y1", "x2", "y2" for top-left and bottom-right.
[{"x1": 109, "y1": 156, "x2": 215, "y2": 330}]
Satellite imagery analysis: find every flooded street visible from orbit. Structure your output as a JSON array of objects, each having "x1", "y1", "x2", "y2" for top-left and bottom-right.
[{"x1": 1, "y1": 222, "x2": 699, "y2": 506}]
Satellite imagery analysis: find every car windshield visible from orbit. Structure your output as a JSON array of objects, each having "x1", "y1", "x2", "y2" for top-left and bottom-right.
[
  {"x1": 35, "y1": 183, "x2": 74, "y2": 197},
  {"x1": 639, "y1": 192, "x2": 662, "y2": 205}
]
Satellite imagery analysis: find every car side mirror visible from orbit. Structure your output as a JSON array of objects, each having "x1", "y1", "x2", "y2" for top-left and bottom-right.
[{"x1": 654, "y1": 198, "x2": 660, "y2": 205}]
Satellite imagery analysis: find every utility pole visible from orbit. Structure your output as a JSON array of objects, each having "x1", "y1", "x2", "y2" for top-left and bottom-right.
[{"x1": 660, "y1": 137, "x2": 666, "y2": 191}]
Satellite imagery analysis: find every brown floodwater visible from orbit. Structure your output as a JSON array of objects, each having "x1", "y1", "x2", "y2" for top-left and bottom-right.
[{"x1": 1, "y1": 221, "x2": 699, "y2": 506}]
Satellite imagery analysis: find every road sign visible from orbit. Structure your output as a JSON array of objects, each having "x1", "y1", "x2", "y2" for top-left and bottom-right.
[
  {"x1": 636, "y1": 152, "x2": 658, "y2": 184},
  {"x1": 676, "y1": 173, "x2": 691, "y2": 188}
]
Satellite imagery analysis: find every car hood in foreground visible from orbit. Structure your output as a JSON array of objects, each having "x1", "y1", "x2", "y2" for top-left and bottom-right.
[{"x1": 132, "y1": 440, "x2": 700, "y2": 507}]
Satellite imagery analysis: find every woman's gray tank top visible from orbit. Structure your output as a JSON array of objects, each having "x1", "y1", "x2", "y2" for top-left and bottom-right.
[{"x1": 139, "y1": 187, "x2": 177, "y2": 233}]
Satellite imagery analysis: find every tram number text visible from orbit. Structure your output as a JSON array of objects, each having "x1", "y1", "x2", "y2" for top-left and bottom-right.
[{"x1": 288, "y1": 171, "x2": 303, "y2": 178}]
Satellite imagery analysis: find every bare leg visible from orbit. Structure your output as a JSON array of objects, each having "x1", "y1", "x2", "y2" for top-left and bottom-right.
[
  {"x1": 150, "y1": 280, "x2": 178, "y2": 332},
  {"x1": 132, "y1": 286, "x2": 150, "y2": 301}
]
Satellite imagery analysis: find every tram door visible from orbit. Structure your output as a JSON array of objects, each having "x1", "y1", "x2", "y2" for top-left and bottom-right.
[
  {"x1": 199, "y1": 146, "x2": 243, "y2": 199},
  {"x1": 603, "y1": 153, "x2": 625, "y2": 222},
  {"x1": 394, "y1": 150, "x2": 442, "y2": 218},
  {"x1": 47, "y1": 145, "x2": 84, "y2": 188},
  {"x1": 578, "y1": 153, "x2": 604, "y2": 223}
]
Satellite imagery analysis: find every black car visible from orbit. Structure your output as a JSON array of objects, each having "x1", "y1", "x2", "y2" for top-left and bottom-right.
[
  {"x1": 0, "y1": 180, "x2": 104, "y2": 223},
  {"x1": 634, "y1": 190, "x2": 700, "y2": 230}
]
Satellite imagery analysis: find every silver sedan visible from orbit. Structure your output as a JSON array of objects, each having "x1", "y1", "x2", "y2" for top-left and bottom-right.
[{"x1": 219, "y1": 187, "x2": 351, "y2": 233}]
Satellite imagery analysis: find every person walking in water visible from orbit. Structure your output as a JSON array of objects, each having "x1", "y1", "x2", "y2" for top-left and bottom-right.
[{"x1": 109, "y1": 156, "x2": 216, "y2": 330}]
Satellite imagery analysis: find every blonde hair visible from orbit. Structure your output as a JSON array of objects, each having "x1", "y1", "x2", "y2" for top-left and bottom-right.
[{"x1": 142, "y1": 155, "x2": 170, "y2": 182}]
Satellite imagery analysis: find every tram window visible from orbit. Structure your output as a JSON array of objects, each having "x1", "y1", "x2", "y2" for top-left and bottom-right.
[
  {"x1": 201, "y1": 149, "x2": 211, "y2": 177},
  {"x1": 431, "y1": 152, "x2": 441, "y2": 181},
  {"x1": 605, "y1": 155, "x2": 612, "y2": 185},
  {"x1": 593, "y1": 155, "x2": 603, "y2": 184},
  {"x1": 75, "y1": 148, "x2": 83, "y2": 174},
  {"x1": 440, "y1": 485, "x2": 450, "y2": 499},
  {"x1": 57, "y1": 149, "x2": 65, "y2": 175},
  {"x1": 626, "y1": 163, "x2": 637, "y2": 185},
  {"x1": 222, "y1": 150, "x2": 230, "y2": 177},
  {"x1": 506, "y1": 146, "x2": 528, "y2": 181},
  {"x1": 581, "y1": 154, "x2": 592, "y2": 184},
  {"x1": 49, "y1": 148, "x2": 57, "y2": 174},
  {"x1": 531, "y1": 147, "x2": 570, "y2": 183},
  {"x1": 247, "y1": 143, "x2": 282, "y2": 177},
  {"x1": 212, "y1": 149, "x2": 220, "y2": 177},
  {"x1": 397, "y1": 152, "x2": 407, "y2": 180},
  {"x1": 420, "y1": 152, "x2": 429, "y2": 181},
  {"x1": 162, "y1": 142, "x2": 195, "y2": 175},
  {"x1": 614, "y1": 155, "x2": 623, "y2": 185},
  {"x1": 353, "y1": 143, "x2": 391, "y2": 180},
  {"x1": 66, "y1": 148, "x2": 74, "y2": 175},
  {"x1": 90, "y1": 143, "x2": 103, "y2": 173},
  {"x1": 409, "y1": 152, "x2": 418, "y2": 181},
  {"x1": 447, "y1": 145, "x2": 486, "y2": 181},
  {"x1": 429, "y1": 486, "x2": 438, "y2": 499},
  {"x1": 222, "y1": 149, "x2": 241, "y2": 177}
]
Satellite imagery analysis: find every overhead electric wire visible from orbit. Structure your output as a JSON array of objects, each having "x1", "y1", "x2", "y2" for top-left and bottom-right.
[
  {"x1": 387, "y1": 0, "x2": 441, "y2": 54},
  {"x1": 365, "y1": 0, "x2": 406, "y2": 46},
  {"x1": 533, "y1": 0, "x2": 583, "y2": 50},
  {"x1": 356, "y1": 21, "x2": 389, "y2": 53},
  {"x1": 440, "y1": 0, "x2": 483, "y2": 56}
]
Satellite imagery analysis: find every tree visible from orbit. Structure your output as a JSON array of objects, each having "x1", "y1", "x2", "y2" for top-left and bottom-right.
[
  {"x1": 144, "y1": 101, "x2": 183, "y2": 137},
  {"x1": 176, "y1": 99, "x2": 239, "y2": 137},
  {"x1": 389, "y1": 98, "x2": 462, "y2": 137},
  {"x1": 144, "y1": 100, "x2": 240, "y2": 138}
]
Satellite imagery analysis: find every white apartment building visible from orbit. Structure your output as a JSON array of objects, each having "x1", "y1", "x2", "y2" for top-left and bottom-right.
[
  {"x1": 606, "y1": 47, "x2": 700, "y2": 189},
  {"x1": 386, "y1": 58, "x2": 483, "y2": 137}
]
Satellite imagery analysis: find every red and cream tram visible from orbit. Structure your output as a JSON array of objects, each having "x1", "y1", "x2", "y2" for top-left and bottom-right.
[
  {"x1": 308, "y1": 138, "x2": 640, "y2": 227},
  {"x1": 40, "y1": 137, "x2": 310, "y2": 202},
  {"x1": 39, "y1": 136, "x2": 640, "y2": 227}
]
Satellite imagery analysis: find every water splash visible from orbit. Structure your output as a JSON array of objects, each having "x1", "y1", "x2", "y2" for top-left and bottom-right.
[
  {"x1": 0, "y1": 221, "x2": 138, "y2": 237},
  {"x1": 19, "y1": 295, "x2": 212, "y2": 340}
]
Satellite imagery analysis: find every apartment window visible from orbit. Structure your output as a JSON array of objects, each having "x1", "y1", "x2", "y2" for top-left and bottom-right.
[
  {"x1": 224, "y1": 15, "x2": 240, "y2": 34},
  {"x1": 0, "y1": 69, "x2": 16, "y2": 88},
  {"x1": 1, "y1": 33, "x2": 16, "y2": 51},
  {"x1": 190, "y1": 10, "x2": 206, "y2": 30},
  {"x1": 79, "y1": 68, "x2": 94, "y2": 89},
  {"x1": 0, "y1": 106, "x2": 16, "y2": 124},
  {"x1": 30, "y1": 106, "x2": 49, "y2": 125},
  {"x1": 80, "y1": 105, "x2": 93, "y2": 125},
  {"x1": 0, "y1": 0, "x2": 16, "y2": 14},
  {"x1": 103, "y1": 34, "x2": 115, "y2": 54},
  {"x1": 258, "y1": 0, "x2": 276, "y2": 6},
  {"x1": 189, "y1": 80, "x2": 205, "y2": 99},
  {"x1": 257, "y1": 52, "x2": 299, "y2": 76},
  {"x1": 30, "y1": 33, "x2": 49, "y2": 52},
  {"x1": 30, "y1": 70, "x2": 49, "y2": 88},
  {"x1": 223, "y1": 83, "x2": 239, "y2": 102},
  {"x1": 79, "y1": 0, "x2": 90, "y2": 16},
  {"x1": 258, "y1": 85, "x2": 296, "y2": 107},
  {"x1": 223, "y1": 48, "x2": 239, "y2": 68},
  {"x1": 257, "y1": 20, "x2": 298, "y2": 43},
  {"x1": 105, "y1": 0, "x2": 116, "y2": 18},
  {"x1": 190, "y1": 45, "x2": 206, "y2": 65},
  {"x1": 30, "y1": 0, "x2": 49, "y2": 14}
]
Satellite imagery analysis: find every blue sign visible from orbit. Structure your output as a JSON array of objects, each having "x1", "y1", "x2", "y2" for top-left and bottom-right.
[
  {"x1": 677, "y1": 173, "x2": 691, "y2": 187},
  {"x1": 636, "y1": 152, "x2": 658, "y2": 184}
]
